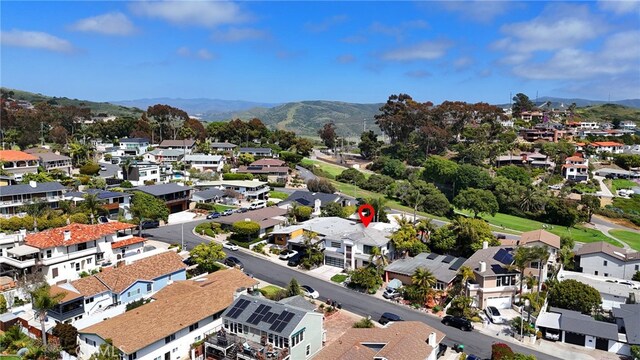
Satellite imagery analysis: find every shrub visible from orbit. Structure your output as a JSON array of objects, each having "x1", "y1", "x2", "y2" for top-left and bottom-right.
[
  {"x1": 268, "y1": 181, "x2": 286, "y2": 188},
  {"x1": 232, "y1": 220, "x2": 260, "y2": 241},
  {"x1": 336, "y1": 168, "x2": 366, "y2": 184},
  {"x1": 252, "y1": 242, "x2": 266, "y2": 255},
  {"x1": 222, "y1": 173, "x2": 253, "y2": 181},
  {"x1": 352, "y1": 317, "x2": 375, "y2": 328},
  {"x1": 491, "y1": 343, "x2": 514, "y2": 360},
  {"x1": 79, "y1": 162, "x2": 100, "y2": 175},
  {"x1": 432, "y1": 305, "x2": 443, "y2": 313},
  {"x1": 270, "y1": 247, "x2": 282, "y2": 255},
  {"x1": 306, "y1": 178, "x2": 336, "y2": 193},
  {"x1": 280, "y1": 151, "x2": 303, "y2": 164},
  {"x1": 69, "y1": 213, "x2": 89, "y2": 224},
  {"x1": 126, "y1": 298, "x2": 151, "y2": 311}
]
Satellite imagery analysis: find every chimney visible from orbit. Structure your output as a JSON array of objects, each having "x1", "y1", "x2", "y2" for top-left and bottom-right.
[
  {"x1": 482, "y1": 241, "x2": 489, "y2": 249},
  {"x1": 29, "y1": 180, "x2": 37, "y2": 188},
  {"x1": 63, "y1": 230, "x2": 71, "y2": 241},
  {"x1": 479, "y1": 261, "x2": 486, "y2": 273},
  {"x1": 427, "y1": 332, "x2": 437, "y2": 346}
]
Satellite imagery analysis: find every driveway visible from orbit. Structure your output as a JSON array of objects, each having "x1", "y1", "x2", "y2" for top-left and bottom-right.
[
  {"x1": 594, "y1": 176, "x2": 614, "y2": 198},
  {"x1": 295, "y1": 165, "x2": 317, "y2": 181}
]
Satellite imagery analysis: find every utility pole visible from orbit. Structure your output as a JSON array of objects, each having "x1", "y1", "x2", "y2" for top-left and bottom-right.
[
  {"x1": 41, "y1": 122, "x2": 45, "y2": 146},
  {"x1": 181, "y1": 222, "x2": 185, "y2": 251}
]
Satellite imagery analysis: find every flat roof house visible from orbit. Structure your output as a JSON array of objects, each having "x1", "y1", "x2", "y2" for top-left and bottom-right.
[
  {"x1": 0, "y1": 181, "x2": 67, "y2": 218},
  {"x1": 132, "y1": 183, "x2": 193, "y2": 213},
  {"x1": 196, "y1": 180, "x2": 269, "y2": 201},
  {"x1": 0, "y1": 150, "x2": 39, "y2": 180},
  {"x1": 78, "y1": 269, "x2": 257, "y2": 360},
  {"x1": 384, "y1": 253, "x2": 468, "y2": 291},
  {"x1": 65, "y1": 189, "x2": 132, "y2": 220},
  {"x1": 314, "y1": 321, "x2": 445, "y2": 360},
  {"x1": 157, "y1": 139, "x2": 196, "y2": 154},
  {"x1": 207, "y1": 293, "x2": 324, "y2": 360},
  {"x1": 210, "y1": 142, "x2": 237, "y2": 153},
  {"x1": 118, "y1": 138, "x2": 150, "y2": 156},
  {"x1": 119, "y1": 162, "x2": 162, "y2": 186},
  {"x1": 183, "y1": 153, "x2": 224, "y2": 173},
  {"x1": 143, "y1": 148, "x2": 184, "y2": 164},
  {"x1": 211, "y1": 207, "x2": 288, "y2": 237},
  {"x1": 239, "y1": 147, "x2": 273, "y2": 158}
]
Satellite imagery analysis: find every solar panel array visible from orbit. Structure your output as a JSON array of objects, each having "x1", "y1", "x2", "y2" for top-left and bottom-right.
[
  {"x1": 227, "y1": 299, "x2": 251, "y2": 319},
  {"x1": 426, "y1": 253, "x2": 439, "y2": 260},
  {"x1": 448, "y1": 257, "x2": 466, "y2": 271},
  {"x1": 493, "y1": 248, "x2": 514, "y2": 265},
  {"x1": 442, "y1": 255, "x2": 455, "y2": 264},
  {"x1": 269, "y1": 311, "x2": 295, "y2": 333},
  {"x1": 246, "y1": 304, "x2": 273, "y2": 325}
]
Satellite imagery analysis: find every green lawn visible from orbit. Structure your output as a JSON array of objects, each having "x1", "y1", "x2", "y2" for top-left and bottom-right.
[
  {"x1": 259, "y1": 285, "x2": 283, "y2": 299},
  {"x1": 212, "y1": 204, "x2": 234, "y2": 211},
  {"x1": 330, "y1": 274, "x2": 348, "y2": 283},
  {"x1": 609, "y1": 229, "x2": 640, "y2": 251},
  {"x1": 269, "y1": 190, "x2": 289, "y2": 200},
  {"x1": 301, "y1": 158, "x2": 348, "y2": 178},
  {"x1": 611, "y1": 179, "x2": 637, "y2": 191}
]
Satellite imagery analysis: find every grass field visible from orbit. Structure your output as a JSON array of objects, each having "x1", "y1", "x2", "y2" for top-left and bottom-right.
[
  {"x1": 269, "y1": 190, "x2": 289, "y2": 200},
  {"x1": 212, "y1": 204, "x2": 234, "y2": 211},
  {"x1": 611, "y1": 179, "x2": 637, "y2": 191},
  {"x1": 609, "y1": 229, "x2": 640, "y2": 251},
  {"x1": 259, "y1": 285, "x2": 283, "y2": 299},
  {"x1": 301, "y1": 158, "x2": 348, "y2": 178}
]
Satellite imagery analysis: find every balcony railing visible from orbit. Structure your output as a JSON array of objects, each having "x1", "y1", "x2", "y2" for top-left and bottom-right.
[
  {"x1": 48, "y1": 305, "x2": 85, "y2": 321},
  {"x1": 0, "y1": 256, "x2": 36, "y2": 268},
  {"x1": 40, "y1": 247, "x2": 98, "y2": 266}
]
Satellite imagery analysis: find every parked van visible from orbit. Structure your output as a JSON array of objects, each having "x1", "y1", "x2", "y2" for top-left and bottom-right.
[{"x1": 248, "y1": 200, "x2": 267, "y2": 210}]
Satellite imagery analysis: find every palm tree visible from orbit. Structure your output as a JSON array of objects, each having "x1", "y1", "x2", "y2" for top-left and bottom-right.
[
  {"x1": 411, "y1": 267, "x2": 437, "y2": 306},
  {"x1": 512, "y1": 247, "x2": 534, "y2": 298},
  {"x1": 395, "y1": 214, "x2": 412, "y2": 228},
  {"x1": 20, "y1": 200, "x2": 48, "y2": 232},
  {"x1": 415, "y1": 218, "x2": 435, "y2": 242},
  {"x1": 366, "y1": 197, "x2": 389, "y2": 223},
  {"x1": 31, "y1": 284, "x2": 64, "y2": 347},
  {"x1": 0, "y1": 325, "x2": 30, "y2": 352},
  {"x1": 83, "y1": 193, "x2": 101, "y2": 224},
  {"x1": 519, "y1": 187, "x2": 543, "y2": 213},
  {"x1": 368, "y1": 246, "x2": 388, "y2": 273},
  {"x1": 531, "y1": 246, "x2": 550, "y2": 294},
  {"x1": 524, "y1": 275, "x2": 538, "y2": 292},
  {"x1": 67, "y1": 140, "x2": 88, "y2": 166},
  {"x1": 457, "y1": 265, "x2": 475, "y2": 296}
]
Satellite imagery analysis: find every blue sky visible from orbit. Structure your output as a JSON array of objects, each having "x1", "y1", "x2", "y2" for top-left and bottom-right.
[{"x1": 1, "y1": 1, "x2": 639, "y2": 104}]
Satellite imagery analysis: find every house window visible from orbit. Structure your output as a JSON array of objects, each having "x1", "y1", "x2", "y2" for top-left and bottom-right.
[
  {"x1": 362, "y1": 245, "x2": 373, "y2": 255},
  {"x1": 604, "y1": 273, "x2": 608, "y2": 277},
  {"x1": 306, "y1": 345, "x2": 310, "y2": 356},
  {"x1": 52, "y1": 268, "x2": 58, "y2": 278},
  {"x1": 46, "y1": 250, "x2": 52, "y2": 258},
  {"x1": 77, "y1": 243, "x2": 87, "y2": 251},
  {"x1": 147, "y1": 283, "x2": 152, "y2": 292},
  {"x1": 530, "y1": 261, "x2": 539, "y2": 269},
  {"x1": 87, "y1": 258, "x2": 92, "y2": 264},
  {"x1": 164, "y1": 334, "x2": 175, "y2": 344},
  {"x1": 128, "y1": 353, "x2": 137, "y2": 360},
  {"x1": 189, "y1": 322, "x2": 199, "y2": 332},
  {"x1": 97, "y1": 253, "x2": 104, "y2": 261},
  {"x1": 603, "y1": 260, "x2": 608, "y2": 266},
  {"x1": 595, "y1": 271, "x2": 599, "y2": 275},
  {"x1": 75, "y1": 263, "x2": 80, "y2": 271},
  {"x1": 330, "y1": 241, "x2": 341, "y2": 248},
  {"x1": 636, "y1": 265, "x2": 639, "y2": 271}
]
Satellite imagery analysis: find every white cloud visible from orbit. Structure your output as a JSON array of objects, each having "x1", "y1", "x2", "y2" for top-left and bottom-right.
[
  {"x1": 336, "y1": 54, "x2": 355, "y2": 64},
  {"x1": 436, "y1": 1, "x2": 512, "y2": 23},
  {"x1": 69, "y1": 12, "x2": 136, "y2": 36},
  {"x1": 212, "y1": 27, "x2": 269, "y2": 42},
  {"x1": 453, "y1": 56, "x2": 474, "y2": 70},
  {"x1": 381, "y1": 40, "x2": 452, "y2": 61},
  {"x1": 0, "y1": 29, "x2": 74, "y2": 53},
  {"x1": 304, "y1": 15, "x2": 347, "y2": 33},
  {"x1": 405, "y1": 70, "x2": 432, "y2": 78},
  {"x1": 598, "y1": 0, "x2": 640, "y2": 15},
  {"x1": 130, "y1": 1, "x2": 249, "y2": 27},
  {"x1": 369, "y1": 20, "x2": 428, "y2": 41},
  {"x1": 176, "y1": 46, "x2": 215, "y2": 61}
]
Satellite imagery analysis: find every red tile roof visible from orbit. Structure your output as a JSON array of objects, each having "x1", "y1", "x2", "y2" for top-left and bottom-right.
[
  {"x1": 250, "y1": 158, "x2": 286, "y2": 167},
  {"x1": 25, "y1": 222, "x2": 136, "y2": 249},
  {"x1": 590, "y1": 141, "x2": 623, "y2": 147},
  {"x1": 0, "y1": 150, "x2": 38, "y2": 162},
  {"x1": 562, "y1": 164, "x2": 588, "y2": 169},
  {"x1": 565, "y1": 156, "x2": 586, "y2": 162},
  {"x1": 111, "y1": 236, "x2": 145, "y2": 249}
]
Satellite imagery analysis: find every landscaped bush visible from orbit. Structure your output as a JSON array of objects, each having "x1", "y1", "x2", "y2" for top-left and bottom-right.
[
  {"x1": 222, "y1": 173, "x2": 253, "y2": 181},
  {"x1": 491, "y1": 343, "x2": 514, "y2": 360},
  {"x1": 195, "y1": 222, "x2": 222, "y2": 237},
  {"x1": 79, "y1": 162, "x2": 101, "y2": 176},
  {"x1": 268, "y1": 181, "x2": 286, "y2": 188},
  {"x1": 252, "y1": 242, "x2": 266, "y2": 255}
]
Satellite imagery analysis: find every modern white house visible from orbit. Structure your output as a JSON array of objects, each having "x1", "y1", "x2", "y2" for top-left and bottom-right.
[
  {"x1": 119, "y1": 162, "x2": 162, "y2": 186},
  {"x1": 183, "y1": 154, "x2": 224, "y2": 173},
  {"x1": 562, "y1": 155, "x2": 589, "y2": 181},
  {"x1": 118, "y1": 138, "x2": 150, "y2": 156},
  {"x1": 238, "y1": 148, "x2": 274, "y2": 158},
  {"x1": 157, "y1": 139, "x2": 196, "y2": 154},
  {"x1": 0, "y1": 181, "x2": 67, "y2": 218},
  {"x1": 196, "y1": 180, "x2": 269, "y2": 200},
  {"x1": 575, "y1": 241, "x2": 640, "y2": 280},
  {"x1": 143, "y1": 148, "x2": 184, "y2": 164},
  {"x1": 77, "y1": 269, "x2": 258, "y2": 360}
]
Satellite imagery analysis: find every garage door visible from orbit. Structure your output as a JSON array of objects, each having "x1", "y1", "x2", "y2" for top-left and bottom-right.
[
  {"x1": 325, "y1": 256, "x2": 344, "y2": 268},
  {"x1": 596, "y1": 337, "x2": 609, "y2": 351},
  {"x1": 486, "y1": 296, "x2": 512, "y2": 309},
  {"x1": 564, "y1": 332, "x2": 585, "y2": 346}
]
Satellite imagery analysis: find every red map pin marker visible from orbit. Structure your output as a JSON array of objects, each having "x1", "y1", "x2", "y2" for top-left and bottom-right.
[{"x1": 358, "y1": 204, "x2": 375, "y2": 228}]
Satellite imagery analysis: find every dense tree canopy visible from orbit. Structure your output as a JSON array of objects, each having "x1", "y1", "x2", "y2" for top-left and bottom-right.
[
  {"x1": 318, "y1": 122, "x2": 337, "y2": 149},
  {"x1": 190, "y1": 242, "x2": 226, "y2": 273},
  {"x1": 454, "y1": 188, "x2": 499, "y2": 217},
  {"x1": 548, "y1": 279, "x2": 601, "y2": 314}
]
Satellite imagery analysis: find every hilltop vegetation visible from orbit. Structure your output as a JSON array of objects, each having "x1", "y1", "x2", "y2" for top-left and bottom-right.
[
  {"x1": 2, "y1": 88, "x2": 143, "y2": 117},
  {"x1": 575, "y1": 103, "x2": 640, "y2": 124}
]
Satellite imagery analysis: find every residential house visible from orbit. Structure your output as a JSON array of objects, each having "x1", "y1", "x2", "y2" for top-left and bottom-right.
[
  {"x1": 620, "y1": 121, "x2": 637, "y2": 131},
  {"x1": 206, "y1": 293, "x2": 324, "y2": 360},
  {"x1": 183, "y1": 154, "x2": 224, "y2": 173},
  {"x1": 575, "y1": 241, "x2": 640, "y2": 280},
  {"x1": 465, "y1": 245, "x2": 519, "y2": 309},
  {"x1": 384, "y1": 253, "x2": 468, "y2": 291},
  {"x1": 0, "y1": 150, "x2": 39, "y2": 180},
  {"x1": 65, "y1": 189, "x2": 132, "y2": 220},
  {"x1": 520, "y1": 111, "x2": 543, "y2": 122},
  {"x1": 562, "y1": 154, "x2": 589, "y2": 181},
  {"x1": 23, "y1": 148, "x2": 73, "y2": 175},
  {"x1": 613, "y1": 304, "x2": 640, "y2": 350},
  {"x1": 78, "y1": 269, "x2": 257, "y2": 360},
  {"x1": 47, "y1": 251, "x2": 186, "y2": 323},
  {"x1": 495, "y1": 152, "x2": 554, "y2": 169},
  {"x1": 118, "y1": 138, "x2": 150, "y2": 156},
  {"x1": 519, "y1": 129, "x2": 558, "y2": 143},
  {"x1": 588, "y1": 141, "x2": 624, "y2": 155},
  {"x1": 210, "y1": 142, "x2": 237, "y2": 153},
  {"x1": 132, "y1": 183, "x2": 193, "y2": 213},
  {"x1": 119, "y1": 162, "x2": 162, "y2": 186},
  {"x1": 239, "y1": 148, "x2": 273, "y2": 158},
  {"x1": 143, "y1": 148, "x2": 184, "y2": 164},
  {"x1": 0, "y1": 181, "x2": 67, "y2": 218},
  {"x1": 519, "y1": 229, "x2": 560, "y2": 284},
  {"x1": 192, "y1": 189, "x2": 226, "y2": 204},
  {"x1": 0, "y1": 222, "x2": 139, "y2": 283},
  {"x1": 196, "y1": 180, "x2": 269, "y2": 201},
  {"x1": 557, "y1": 270, "x2": 640, "y2": 310},
  {"x1": 314, "y1": 321, "x2": 444, "y2": 360},
  {"x1": 0, "y1": 176, "x2": 16, "y2": 187},
  {"x1": 212, "y1": 207, "x2": 288, "y2": 237},
  {"x1": 237, "y1": 160, "x2": 289, "y2": 183},
  {"x1": 594, "y1": 168, "x2": 640, "y2": 179},
  {"x1": 157, "y1": 139, "x2": 196, "y2": 154},
  {"x1": 277, "y1": 191, "x2": 346, "y2": 216}
]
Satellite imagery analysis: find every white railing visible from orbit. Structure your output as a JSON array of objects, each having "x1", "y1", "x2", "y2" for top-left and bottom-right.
[
  {"x1": 0, "y1": 256, "x2": 36, "y2": 268},
  {"x1": 40, "y1": 247, "x2": 98, "y2": 265}
]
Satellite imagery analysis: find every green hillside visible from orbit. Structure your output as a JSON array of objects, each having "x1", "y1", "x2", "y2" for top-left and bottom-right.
[
  {"x1": 207, "y1": 100, "x2": 383, "y2": 137},
  {"x1": 575, "y1": 103, "x2": 640, "y2": 124},
  {"x1": 2, "y1": 88, "x2": 143, "y2": 117}
]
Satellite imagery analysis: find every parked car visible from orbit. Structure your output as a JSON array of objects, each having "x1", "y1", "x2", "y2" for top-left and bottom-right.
[
  {"x1": 465, "y1": 355, "x2": 481, "y2": 360},
  {"x1": 206, "y1": 212, "x2": 221, "y2": 219},
  {"x1": 441, "y1": 315, "x2": 473, "y2": 331},
  {"x1": 221, "y1": 209, "x2": 234, "y2": 216},
  {"x1": 224, "y1": 256, "x2": 244, "y2": 270},
  {"x1": 436, "y1": 344, "x2": 447, "y2": 359},
  {"x1": 544, "y1": 329, "x2": 560, "y2": 341},
  {"x1": 223, "y1": 242, "x2": 239, "y2": 251},
  {"x1": 382, "y1": 287, "x2": 401, "y2": 299},
  {"x1": 236, "y1": 208, "x2": 249, "y2": 213},
  {"x1": 138, "y1": 220, "x2": 160, "y2": 229},
  {"x1": 287, "y1": 254, "x2": 302, "y2": 267},
  {"x1": 378, "y1": 312, "x2": 402, "y2": 325},
  {"x1": 97, "y1": 216, "x2": 110, "y2": 224},
  {"x1": 248, "y1": 200, "x2": 267, "y2": 210},
  {"x1": 301, "y1": 285, "x2": 319, "y2": 299},
  {"x1": 279, "y1": 249, "x2": 299, "y2": 260},
  {"x1": 484, "y1": 306, "x2": 504, "y2": 324}
]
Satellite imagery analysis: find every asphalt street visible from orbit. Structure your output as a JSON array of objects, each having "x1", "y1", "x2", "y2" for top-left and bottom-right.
[{"x1": 145, "y1": 220, "x2": 559, "y2": 360}]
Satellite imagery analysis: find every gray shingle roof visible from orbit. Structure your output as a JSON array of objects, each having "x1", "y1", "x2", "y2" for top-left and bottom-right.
[
  {"x1": 159, "y1": 139, "x2": 196, "y2": 147},
  {"x1": 192, "y1": 189, "x2": 225, "y2": 201},
  {"x1": 37, "y1": 152, "x2": 72, "y2": 162},
  {"x1": 385, "y1": 253, "x2": 468, "y2": 284},
  {"x1": 0, "y1": 182, "x2": 66, "y2": 196},
  {"x1": 465, "y1": 246, "x2": 518, "y2": 277},
  {"x1": 120, "y1": 138, "x2": 149, "y2": 143},
  {"x1": 613, "y1": 304, "x2": 640, "y2": 345},
  {"x1": 183, "y1": 154, "x2": 223, "y2": 162},
  {"x1": 133, "y1": 183, "x2": 192, "y2": 196},
  {"x1": 146, "y1": 148, "x2": 185, "y2": 157},
  {"x1": 223, "y1": 294, "x2": 313, "y2": 336},
  {"x1": 211, "y1": 142, "x2": 237, "y2": 148},
  {"x1": 239, "y1": 148, "x2": 272, "y2": 153},
  {"x1": 280, "y1": 190, "x2": 341, "y2": 207},
  {"x1": 550, "y1": 307, "x2": 619, "y2": 340}
]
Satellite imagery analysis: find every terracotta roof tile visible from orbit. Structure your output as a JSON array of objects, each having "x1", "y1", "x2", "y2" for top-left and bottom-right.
[
  {"x1": 80, "y1": 268, "x2": 257, "y2": 354},
  {"x1": 111, "y1": 236, "x2": 145, "y2": 249},
  {"x1": 520, "y1": 229, "x2": 561, "y2": 249},
  {"x1": 70, "y1": 276, "x2": 110, "y2": 297},
  {"x1": 50, "y1": 285, "x2": 83, "y2": 303},
  {"x1": 25, "y1": 222, "x2": 136, "y2": 249},
  {"x1": 314, "y1": 321, "x2": 445, "y2": 360},
  {"x1": 0, "y1": 150, "x2": 38, "y2": 162},
  {"x1": 590, "y1": 141, "x2": 623, "y2": 147}
]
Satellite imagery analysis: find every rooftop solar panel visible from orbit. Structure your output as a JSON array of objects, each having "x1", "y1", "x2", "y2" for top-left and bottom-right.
[
  {"x1": 448, "y1": 257, "x2": 466, "y2": 271},
  {"x1": 442, "y1": 255, "x2": 455, "y2": 264},
  {"x1": 427, "y1": 253, "x2": 439, "y2": 260}
]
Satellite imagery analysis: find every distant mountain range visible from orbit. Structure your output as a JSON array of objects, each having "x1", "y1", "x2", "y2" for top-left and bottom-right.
[
  {"x1": 111, "y1": 97, "x2": 279, "y2": 117},
  {"x1": 497, "y1": 96, "x2": 640, "y2": 109}
]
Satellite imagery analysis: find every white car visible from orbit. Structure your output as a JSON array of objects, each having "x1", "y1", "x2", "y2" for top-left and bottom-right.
[
  {"x1": 279, "y1": 249, "x2": 298, "y2": 260},
  {"x1": 223, "y1": 242, "x2": 239, "y2": 251},
  {"x1": 301, "y1": 285, "x2": 319, "y2": 299},
  {"x1": 484, "y1": 306, "x2": 504, "y2": 324}
]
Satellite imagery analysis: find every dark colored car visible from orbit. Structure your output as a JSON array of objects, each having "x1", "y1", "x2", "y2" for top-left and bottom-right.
[
  {"x1": 236, "y1": 208, "x2": 249, "y2": 213},
  {"x1": 287, "y1": 253, "x2": 302, "y2": 267},
  {"x1": 378, "y1": 312, "x2": 402, "y2": 325},
  {"x1": 224, "y1": 256, "x2": 244, "y2": 270},
  {"x1": 465, "y1": 355, "x2": 481, "y2": 360},
  {"x1": 139, "y1": 220, "x2": 160, "y2": 229},
  {"x1": 437, "y1": 344, "x2": 447, "y2": 359},
  {"x1": 441, "y1": 315, "x2": 474, "y2": 331},
  {"x1": 207, "y1": 212, "x2": 221, "y2": 219}
]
